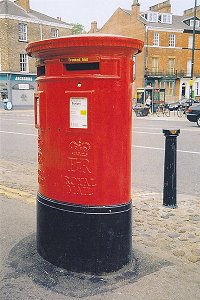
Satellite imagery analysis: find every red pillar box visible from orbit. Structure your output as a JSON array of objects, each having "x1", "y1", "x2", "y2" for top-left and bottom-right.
[{"x1": 26, "y1": 35, "x2": 143, "y2": 274}]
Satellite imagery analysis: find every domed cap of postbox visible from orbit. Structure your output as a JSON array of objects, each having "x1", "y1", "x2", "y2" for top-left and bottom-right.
[{"x1": 26, "y1": 34, "x2": 144, "y2": 59}]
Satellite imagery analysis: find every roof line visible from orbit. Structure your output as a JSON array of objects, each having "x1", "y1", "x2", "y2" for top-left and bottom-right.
[
  {"x1": 29, "y1": 8, "x2": 71, "y2": 26},
  {"x1": 0, "y1": 14, "x2": 72, "y2": 28}
]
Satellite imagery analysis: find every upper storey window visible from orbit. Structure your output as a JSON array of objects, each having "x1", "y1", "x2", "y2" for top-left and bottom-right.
[
  {"x1": 153, "y1": 32, "x2": 160, "y2": 46},
  {"x1": 141, "y1": 12, "x2": 172, "y2": 24},
  {"x1": 148, "y1": 12, "x2": 159, "y2": 23},
  {"x1": 51, "y1": 28, "x2": 59, "y2": 38},
  {"x1": 190, "y1": 19, "x2": 200, "y2": 28},
  {"x1": 19, "y1": 23, "x2": 27, "y2": 41},
  {"x1": 159, "y1": 13, "x2": 172, "y2": 24},
  {"x1": 20, "y1": 53, "x2": 28, "y2": 72},
  {"x1": 169, "y1": 34, "x2": 176, "y2": 47}
]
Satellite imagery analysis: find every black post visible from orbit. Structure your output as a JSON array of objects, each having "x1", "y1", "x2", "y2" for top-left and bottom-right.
[{"x1": 163, "y1": 129, "x2": 180, "y2": 208}]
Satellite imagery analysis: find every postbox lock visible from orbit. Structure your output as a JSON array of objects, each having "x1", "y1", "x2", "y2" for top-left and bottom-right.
[{"x1": 77, "y1": 82, "x2": 82, "y2": 88}]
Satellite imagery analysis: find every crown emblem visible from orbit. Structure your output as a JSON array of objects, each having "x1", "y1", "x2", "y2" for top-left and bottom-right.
[{"x1": 69, "y1": 141, "x2": 91, "y2": 157}]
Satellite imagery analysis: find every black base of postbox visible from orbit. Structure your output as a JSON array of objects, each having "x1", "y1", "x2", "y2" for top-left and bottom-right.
[{"x1": 37, "y1": 193, "x2": 132, "y2": 274}]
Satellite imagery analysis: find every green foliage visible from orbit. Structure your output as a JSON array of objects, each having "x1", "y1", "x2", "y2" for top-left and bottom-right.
[{"x1": 71, "y1": 23, "x2": 86, "y2": 35}]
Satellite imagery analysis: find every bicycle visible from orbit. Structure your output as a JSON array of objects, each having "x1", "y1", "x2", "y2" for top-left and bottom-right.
[
  {"x1": 156, "y1": 104, "x2": 170, "y2": 117},
  {"x1": 177, "y1": 105, "x2": 187, "y2": 118}
]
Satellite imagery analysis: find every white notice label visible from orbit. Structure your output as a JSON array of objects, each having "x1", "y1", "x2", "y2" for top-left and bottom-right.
[
  {"x1": 70, "y1": 97, "x2": 87, "y2": 129},
  {"x1": 18, "y1": 83, "x2": 29, "y2": 90}
]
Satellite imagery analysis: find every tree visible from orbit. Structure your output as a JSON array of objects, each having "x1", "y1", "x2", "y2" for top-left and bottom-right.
[{"x1": 71, "y1": 23, "x2": 86, "y2": 35}]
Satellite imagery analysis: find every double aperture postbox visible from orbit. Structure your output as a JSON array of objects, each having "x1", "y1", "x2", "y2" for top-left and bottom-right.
[{"x1": 26, "y1": 35, "x2": 143, "y2": 274}]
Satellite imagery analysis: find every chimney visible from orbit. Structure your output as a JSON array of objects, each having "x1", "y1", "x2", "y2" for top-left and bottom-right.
[
  {"x1": 131, "y1": 0, "x2": 140, "y2": 18},
  {"x1": 57, "y1": 17, "x2": 62, "y2": 21},
  {"x1": 15, "y1": 0, "x2": 30, "y2": 12},
  {"x1": 150, "y1": 1, "x2": 171, "y2": 13},
  {"x1": 90, "y1": 21, "x2": 98, "y2": 33},
  {"x1": 184, "y1": 5, "x2": 200, "y2": 18}
]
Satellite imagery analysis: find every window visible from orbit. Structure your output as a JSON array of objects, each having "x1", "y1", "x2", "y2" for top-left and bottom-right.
[
  {"x1": 188, "y1": 36, "x2": 193, "y2": 49},
  {"x1": 195, "y1": 82, "x2": 199, "y2": 96},
  {"x1": 20, "y1": 54, "x2": 28, "y2": 72},
  {"x1": 160, "y1": 81, "x2": 165, "y2": 89},
  {"x1": 167, "y1": 81, "x2": 175, "y2": 96},
  {"x1": 51, "y1": 28, "x2": 59, "y2": 38},
  {"x1": 168, "y1": 58, "x2": 175, "y2": 75},
  {"x1": 143, "y1": 12, "x2": 172, "y2": 24},
  {"x1": 153, "y1": 33, "x2": 159, "y2": 46},
  {"x1": 160, "y1": 81, "x2": 175, "y2": 96},
  {"x1": 39, "y1": 24, "x2": 43, "y2": 40},
  {"x1": 187, "y1": 60, "x2": 192, "y2": 76},
  {"x1": 190, "y1": 19, "x2": 199, "y2": 28},
  {"x1": 159, "y1": 81, "x2": 175, "y2": 96},
  {"x1": 169, "y1": 34, "x2": 175, "y2": 47},
  {"x1": 159, "y1": 13, "x2": 172, "y2": 24},
  {"x1": 148, "y1": 12, "x2": 158, "y2": 22},
  {"x1": 162, "y1": 14, "x2": 168, "y2": 23},
  {"x1": 152, "y1": 57, "x2": 159, "y2": 74},
  {"x1": 19, "y1": 23, "x2": 27, "y2": 41}
]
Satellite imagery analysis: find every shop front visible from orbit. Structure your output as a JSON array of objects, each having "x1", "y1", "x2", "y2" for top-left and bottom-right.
[
  {"x1": 0, "y1": 73, "x2": 36, "y2": 109},
  {"x1": 136, "y1": 87, "x2": 165, "y2": 112}
]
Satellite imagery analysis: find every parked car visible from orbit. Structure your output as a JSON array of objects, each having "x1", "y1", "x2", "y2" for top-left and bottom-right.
[
  {"x1": 180, "y1": 98, "x2": 200, "y2": 108},
  {"x1": 168, "y1": 98, "x2": 200, "y2": 111},
  {"x1": 186, "y1": 104, "x2": 200, "y2": 127}
]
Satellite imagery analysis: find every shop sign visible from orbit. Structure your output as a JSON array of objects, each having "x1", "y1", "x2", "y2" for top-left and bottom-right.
[
  {"x1": 11, "y1": 75, "x2": 35, "y2": 82},
  {"x1": 0, "y1": 74, "x2": 7, "y2": 81}
]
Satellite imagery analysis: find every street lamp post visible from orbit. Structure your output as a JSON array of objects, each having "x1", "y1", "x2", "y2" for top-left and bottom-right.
[{"x1": 190, "y1": 0, "x2": 197, "y2": 99}]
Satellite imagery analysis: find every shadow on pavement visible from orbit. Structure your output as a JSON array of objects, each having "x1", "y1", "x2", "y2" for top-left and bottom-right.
[{"x1": 2, "y1": 234, "x2": 171, "y2": 298}]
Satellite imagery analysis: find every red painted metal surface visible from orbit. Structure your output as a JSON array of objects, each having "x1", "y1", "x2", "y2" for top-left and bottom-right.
[{"x1": 27, "y1": 35, "x2": 143, "y2": 206}]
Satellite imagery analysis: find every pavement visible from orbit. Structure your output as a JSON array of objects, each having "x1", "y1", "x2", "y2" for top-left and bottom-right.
[{"x1": 0, "y1": 185, "x2": 200, "y2": 300}]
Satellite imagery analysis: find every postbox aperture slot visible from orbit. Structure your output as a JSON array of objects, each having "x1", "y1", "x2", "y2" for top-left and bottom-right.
[{"x1": 65, "y1": 62, "x2": 99, "y2": 71}]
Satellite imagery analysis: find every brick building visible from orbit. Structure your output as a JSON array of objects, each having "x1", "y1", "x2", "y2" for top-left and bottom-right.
[
  {"x1": 0, "y1": 0, "x2": 72, "y2": 108},
  {"x1": 92, "y1": 0, "x2": 200, "y2": 102}
]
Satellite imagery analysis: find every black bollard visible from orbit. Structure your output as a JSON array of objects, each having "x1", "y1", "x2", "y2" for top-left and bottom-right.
[{"x1": 163, "y1": 129, "x2": 180, "y2": 208}]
